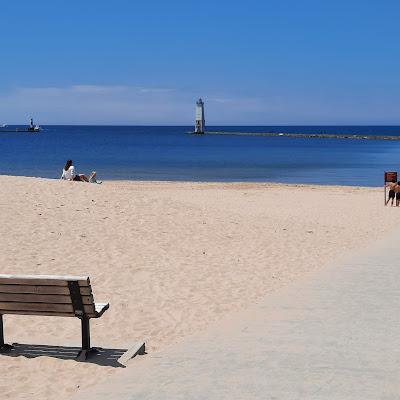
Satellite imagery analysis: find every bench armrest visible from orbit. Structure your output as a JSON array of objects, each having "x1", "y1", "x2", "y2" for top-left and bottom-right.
[{"x1": 94, "y1": 303, "x2": 109, "y2": 318}]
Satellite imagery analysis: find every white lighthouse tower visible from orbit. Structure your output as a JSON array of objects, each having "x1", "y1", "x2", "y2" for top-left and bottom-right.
[{"x1": 195, "y1": 98, "x2": 205, "y2": 134}]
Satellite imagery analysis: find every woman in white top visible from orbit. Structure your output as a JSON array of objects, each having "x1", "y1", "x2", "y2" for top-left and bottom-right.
[{"x1": 61, "y1": 160, "x2": 89, "y2": 182}]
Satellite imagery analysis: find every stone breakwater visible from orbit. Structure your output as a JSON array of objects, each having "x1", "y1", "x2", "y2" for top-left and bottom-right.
[{"x1": 205, "y1": 131, "x2": 400, "y2": 141}]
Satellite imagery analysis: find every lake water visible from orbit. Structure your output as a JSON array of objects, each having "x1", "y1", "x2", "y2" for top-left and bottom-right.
[{"x1": 1, "y1": 125, "x2": 400, "y2": 186}]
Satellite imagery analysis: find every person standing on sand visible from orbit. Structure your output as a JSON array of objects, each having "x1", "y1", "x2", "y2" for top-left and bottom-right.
[
  {"x1": 61, "y1": 160, "x2": 89, "y2": 182},
  {"x1": 386, "y1": 179, "x2": 396, "y2": 206},
  {"x1": 395, "y1": 182, "x2": 400, "y2": 207}
]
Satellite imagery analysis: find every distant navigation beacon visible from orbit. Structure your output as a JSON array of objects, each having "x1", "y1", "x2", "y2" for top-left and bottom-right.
[{"x1": 195, "y1": 98, "x2": 205, "y2": 134}]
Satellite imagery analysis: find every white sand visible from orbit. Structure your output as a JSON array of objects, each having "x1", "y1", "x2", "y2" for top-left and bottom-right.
[{"x1": 0, "y1": 175, "x2": 396, "y2": 399}]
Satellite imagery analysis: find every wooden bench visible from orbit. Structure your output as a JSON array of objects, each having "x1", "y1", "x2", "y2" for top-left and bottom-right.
[{"x1": 0, "y1": 274, "x2": 109, "y2": 360}]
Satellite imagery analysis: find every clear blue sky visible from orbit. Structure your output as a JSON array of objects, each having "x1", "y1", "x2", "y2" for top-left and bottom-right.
[{"x1": 1, "y1": 0, "x2": 399, "y2": 125}]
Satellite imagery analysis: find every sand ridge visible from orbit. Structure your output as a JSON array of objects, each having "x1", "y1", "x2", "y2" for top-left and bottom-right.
[{"x1": 0, "y1": 175, "x2": 396, "y2": 399}]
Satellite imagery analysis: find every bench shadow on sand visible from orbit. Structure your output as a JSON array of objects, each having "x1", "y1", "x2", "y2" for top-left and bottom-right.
[{"x1": 1, "y1": 343, "x2": 128, "y2": 368}]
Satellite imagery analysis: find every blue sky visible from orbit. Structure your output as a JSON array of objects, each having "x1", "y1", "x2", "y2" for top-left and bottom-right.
[{"x1": 1, "y1": 0, "x2": 399, "y2": 125}]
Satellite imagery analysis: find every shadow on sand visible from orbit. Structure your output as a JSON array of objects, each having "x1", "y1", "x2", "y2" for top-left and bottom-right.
[{"x1": 1, "y1": 343, "x2": 128, "y2": 368}]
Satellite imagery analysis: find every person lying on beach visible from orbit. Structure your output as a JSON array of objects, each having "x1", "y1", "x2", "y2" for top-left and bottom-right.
[
  {"x1": 89, "y1": 171, "x2": 102, "y2": 184},
  {"x1": 61, "y1": 160, "x2": 89, "y2": 182},
  {"x1": 386, "y1": 179, "x2": 396, "y2": 206}
]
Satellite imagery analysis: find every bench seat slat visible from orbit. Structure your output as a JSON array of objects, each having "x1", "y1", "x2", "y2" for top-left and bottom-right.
[
  {"x1": 0, "y1": 309, "x2": 76, "y2": 317},
  {"x1": 0, "y1": 275, "x2": 90, "y2": 286},
  {"x1": 0, "y1": 309, "x2": 98, "y2": 318},
  {"x1": 0, "y1": 285, "x2": 92, "y2": 295},
  {"x1": 0, "y1": 293, "x2": 95, "y2": 304},
  {"x1": 0, "y1": 302, "x2": 95, "y2": 314}
]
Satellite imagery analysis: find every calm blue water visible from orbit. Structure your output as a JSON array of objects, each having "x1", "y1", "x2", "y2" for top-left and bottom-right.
[{"x1": 1, "y1": 125, "x2": 400, "y2": 186}]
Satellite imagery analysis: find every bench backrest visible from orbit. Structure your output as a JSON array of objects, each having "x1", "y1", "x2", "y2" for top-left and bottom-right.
[{"x1": 0, "y1": 274, "x2": 98, "y2": 318}]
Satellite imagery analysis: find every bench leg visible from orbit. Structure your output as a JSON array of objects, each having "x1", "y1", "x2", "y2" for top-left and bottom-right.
[
  {"x1": 0, "y1": 314, "x2": 3, "y2": 347},
  {"x1": 0, "y1": 315, "x2": 13, "y2": 352},
  {"x1": 81, "y1": 317, "x2": 90, "y2": 351},
  {"x1": 77, "y1": 317, "x2": 98, "y2": 361}
]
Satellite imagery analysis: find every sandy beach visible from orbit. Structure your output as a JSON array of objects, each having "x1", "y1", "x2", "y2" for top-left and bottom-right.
[{"x1": 0, "y1": 175, "x2": 397, "y2": 399}]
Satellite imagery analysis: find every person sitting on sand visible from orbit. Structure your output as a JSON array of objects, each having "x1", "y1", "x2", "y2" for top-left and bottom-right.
[
  {"x1": 386, "y1": 179, "x2": 397, "y2": 206},
  {"x1": 89, "y1": 171, "x2": 102, "y2": 184},
  {"x1": 61, "y1": 160, "x2": 89, "y2": 182}
]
